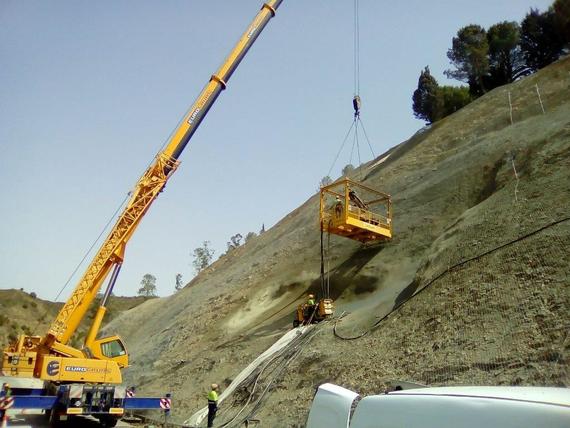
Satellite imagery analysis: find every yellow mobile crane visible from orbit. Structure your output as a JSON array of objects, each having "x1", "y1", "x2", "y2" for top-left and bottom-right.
[{"x1": 1, "y1": 1, "x2": 282, "y2": 425}]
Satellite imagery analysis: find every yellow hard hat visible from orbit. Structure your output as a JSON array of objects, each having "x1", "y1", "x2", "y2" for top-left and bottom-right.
[
  {"x1": 3, "y1": 383, "x2": 10, "y2": 389},
  {"x1": 211, "y1": 383, "x2": 218, "y2": 390}
]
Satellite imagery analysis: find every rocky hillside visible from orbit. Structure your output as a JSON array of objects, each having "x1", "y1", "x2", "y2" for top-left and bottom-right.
[
  {"x1": 0, "y1": 289, "x2": 152, "y2": 348},
  {"x1": 0, "y1": 290, "x2": 60, "y2": 346},
  {"x1": 104, "y1": 56, "x2": 570, "y2": 426}
]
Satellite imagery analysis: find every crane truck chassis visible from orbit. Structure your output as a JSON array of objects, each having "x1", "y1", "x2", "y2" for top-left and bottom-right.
[
  {"x1": 1, "y1": 1, "x2": 283, "y2": 426},
  {"x1": 2, "y1": 381, "x2": 168, "y2": 427}
]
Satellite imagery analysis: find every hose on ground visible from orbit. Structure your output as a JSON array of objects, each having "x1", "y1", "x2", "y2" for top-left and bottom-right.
[{"x1": 333, "y1": 215, "x2": 570, "y2": 341}]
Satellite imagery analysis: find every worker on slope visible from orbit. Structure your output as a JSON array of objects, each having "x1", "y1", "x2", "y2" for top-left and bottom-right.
[
  {"x1": 0, "y1": 383, "x2": 11, "y2": 425},
  {"x1": 307, "y1": 293, "x2": 316, "y2": 306},
  {"x1": 207, "y1": 383, "x2": 219, "y2": 427},
  {"x1": 303, "y1": 293, "x2": 317, "y2": 323}
]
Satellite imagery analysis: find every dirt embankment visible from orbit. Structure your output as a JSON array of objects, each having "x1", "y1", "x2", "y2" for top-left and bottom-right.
[
  {"x1": 0, "y1": 290, "x2": 152, "y2": 348},
  {"x1": 104, "y1": 56, "x2": 570, "y2": 426}
]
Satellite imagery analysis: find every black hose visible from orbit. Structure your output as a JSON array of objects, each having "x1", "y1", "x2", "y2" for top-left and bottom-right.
[
  {"x1": 217, "y1": 325, "x2": 322, "y2": 427},
  {"x1": 334, "y1": 215, "x2": 570, "y2": 340},
  {"x1": 320, "y1": 222, "x2": 325, "y2": 298}
]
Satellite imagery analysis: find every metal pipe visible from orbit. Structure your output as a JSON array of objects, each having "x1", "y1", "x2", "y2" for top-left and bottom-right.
[{"x1": 101, "y1": 264, "x2": 122, "y2": 307}]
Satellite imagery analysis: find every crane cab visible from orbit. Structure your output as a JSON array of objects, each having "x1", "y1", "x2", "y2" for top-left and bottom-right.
[
  {"x1": 320, "y1": 178, "x2": 392, "y2": 243},
  {"x1": 90, "y1": 336, "x2": 129, "y2": 369}
]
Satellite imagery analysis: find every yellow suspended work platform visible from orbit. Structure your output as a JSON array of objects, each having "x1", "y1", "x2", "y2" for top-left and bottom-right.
[{"x1": 320, "y1": 178, "x2": 392, "y2": 243}]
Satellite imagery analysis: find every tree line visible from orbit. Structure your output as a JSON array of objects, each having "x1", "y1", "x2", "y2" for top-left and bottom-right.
[
  {"x1": 413, "y1": 0, "x2": 570, "y2": 124},
  {"x1": 136, "y1": 223, "x2": 267, "y2": 296}
]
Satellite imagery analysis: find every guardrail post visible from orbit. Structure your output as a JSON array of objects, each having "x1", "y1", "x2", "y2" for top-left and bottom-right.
[{"x1": 163, "y1": 393, "x2": 171, "y2": 427}]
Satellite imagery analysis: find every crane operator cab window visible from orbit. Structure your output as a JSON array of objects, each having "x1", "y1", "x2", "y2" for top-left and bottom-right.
[
  {"x1": 91, "y1": 336, "x2": 129, "y2": 368},
  {"x1": 101, "y1": 339, "x2": 126, "y2": 358}
]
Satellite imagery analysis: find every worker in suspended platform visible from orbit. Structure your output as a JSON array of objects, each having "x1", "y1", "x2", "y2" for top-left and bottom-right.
[
  {"x1": 348, "y1": 188, "x2": 368, "y2": 210},
  {"x1": 207, "y1": 383, "x2": 219, "y2": 427},
  {"x1": 334, "y1": 195, "x2": 343, "y2": 218}
]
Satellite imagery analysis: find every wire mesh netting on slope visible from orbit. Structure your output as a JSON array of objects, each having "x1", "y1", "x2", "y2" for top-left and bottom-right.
[
  {"x1": 404, "y1": 224, "x2": 568, "y2": 387},
  {"x1": 333, "y1": 175, "x2": 570, "y2": 388},
  {"x1": 184, "y1": 325, "x2": 322, "y2": 428}
]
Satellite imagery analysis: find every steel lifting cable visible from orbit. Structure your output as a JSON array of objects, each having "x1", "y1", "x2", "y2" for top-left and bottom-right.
[
  {"x1": 359, "y1": 118, "x2": 376, "y2": 159},
  {"x1": 326, "y1": 0, "x2": 376, "y2": 179},
  {"x1": 353, "y1": 0, "x2": 377, "y2": 168},
  {"x1": 355, "y1": 120, "x2": 363, "y2": 180},
  {"x1": 31, "y1": 106, "x2": 187, "y2": 331},
  {"x1": 32, "y1": 192, "x2": 131, "y2": 333},
  {"x1": 353, "y1": 0, "x2": 365, "y2": 178},
  {"x1": 326, "y1": 229, "x2": 331, "y2": 298},
  {"x1": 354, "y1": 0, "x2": 360, "y2": 97},
  {"x1": 320, "y1": 226, "x2": 326, "y2": 298},
  {"x1": 333, "y1": 215, "x2": 570, "y2": 341},
  {"x1": 349, "y1": 128, "x2": 356, "y2": 166},
  {"x1": 320, "y1": 222, "x2": 332, "y2": 301},
  {"x1": 327, "y1": 120, "x2": 356, "y2": 178}
]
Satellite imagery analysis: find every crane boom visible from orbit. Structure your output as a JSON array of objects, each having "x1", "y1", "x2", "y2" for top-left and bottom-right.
[
  {"x1": 48, "y1": 0, "x2": 283, "y2": 346},
  {"x1": 2, "y1": 1, "x2": 283, "y2": 388}
]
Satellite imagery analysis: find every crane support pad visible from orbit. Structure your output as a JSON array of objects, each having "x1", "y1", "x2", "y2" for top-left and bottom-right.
[
  {"x1": 9, "y1": 395, "x2": 57, "y2": 409},
  {"x1": 124, "y1": 397, "x2": 168, "y2": 409},
  {"x1": 9, "y1": 388, "x2": 47, "y2": 396},
  {"x1": 7, "y1": 393, "x2": 169, "y2": 410}
]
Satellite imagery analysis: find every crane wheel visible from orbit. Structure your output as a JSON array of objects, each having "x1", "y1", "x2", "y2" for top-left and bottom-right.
[
  {"x1": 48, "y1": 409, "x2": 61, "y2": 427},
  {"x1": 98, "y1": 415, "x2": 119, "y2": 427}
]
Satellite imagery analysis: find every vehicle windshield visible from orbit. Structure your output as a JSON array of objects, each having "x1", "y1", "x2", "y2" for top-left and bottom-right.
[{"x1": 100, "y1": 339, "x2": 126, "y2": 358}]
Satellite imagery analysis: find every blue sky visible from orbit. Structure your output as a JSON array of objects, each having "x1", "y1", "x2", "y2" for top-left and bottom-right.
[{"x1": 0, "y1": 0, "x2": 552, "y2": 300}]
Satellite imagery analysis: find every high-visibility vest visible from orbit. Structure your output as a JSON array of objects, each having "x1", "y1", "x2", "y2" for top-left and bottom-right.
[
  {"x1": 307, "y1": 299, "x2": 315, "y2": 305},
  {"x1": 208, "y1": 390, "x2": 218, "y2": 402}
]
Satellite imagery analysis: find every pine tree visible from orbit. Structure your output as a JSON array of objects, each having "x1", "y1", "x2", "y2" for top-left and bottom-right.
[
  {"x1": 520, "y1": 8, "x2": 564, "y2": 71},
  {"x1": 445, "y1": 25, "x2": 489, "y2": 95},
  {"x1": 487, "y1": 21, "x2": 527, "y2": 86},
  {"x1": 553, "y1": 0, "x2": 570, "y2": 46},
  {"x1": 412, "y1": 66, "x2": 441, "y2": 123}
]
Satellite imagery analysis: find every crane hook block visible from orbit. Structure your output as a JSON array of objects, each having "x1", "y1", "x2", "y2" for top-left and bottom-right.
[{"x1": 353, "y1": 95, "x2": 361, "y2": 117}]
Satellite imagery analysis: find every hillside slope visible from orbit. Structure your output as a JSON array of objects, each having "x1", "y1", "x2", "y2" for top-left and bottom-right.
[
  {"x1": 105, "y1": 57, "x2": 570, "y2": 426},
  {"x1": 0, "y1": 289, "x2": 152, "y2": 348}
]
